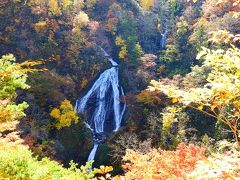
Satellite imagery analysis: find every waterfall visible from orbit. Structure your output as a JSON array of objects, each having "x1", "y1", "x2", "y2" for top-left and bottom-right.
[
  {"x1": 160, "y1": 19, "x2": 168, "y2": 49},
  {"x1": 75, "y1": 47, "x2": 126, "y2": 163},
  {"x1": 160, "y1": 2, "x2": 169, "y2": 49},
  {"x1": 161, "y1": 31, "x2": 167, "y2": 49},
  {"x1": 87, "y1": 144, "x2": 99, "y2": 162}
]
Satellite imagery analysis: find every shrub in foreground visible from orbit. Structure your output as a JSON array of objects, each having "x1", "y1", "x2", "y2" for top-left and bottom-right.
[
  {"x1": 188, "y1": 150, "x2": 240, "y2": 179},
  {"x1": 0, "y1": 147, "x2": 95, "y2": 179},
  {"x1": 122, "y1": 143, "x2": 206, "y2": 180}
]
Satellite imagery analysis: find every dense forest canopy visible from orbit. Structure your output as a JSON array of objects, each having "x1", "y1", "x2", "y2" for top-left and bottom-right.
[{"x1": 0, "y1": 0, "x2": 240, "y2": 179}]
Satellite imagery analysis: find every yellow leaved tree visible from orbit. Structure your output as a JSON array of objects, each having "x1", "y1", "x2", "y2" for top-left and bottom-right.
[
  {"x1": 50, "y1": 99, "x2": 79, "y2": 129},
  {"x1": 0, "y1": 54, "x2": 44, "y2": 122},
  {"x1": 140, "y1": 0, "x2": 155, "y2": 11},
  {"x1": 115, "y1": 36, "x2": 128, "y2": 60},
  {"x1": 150, "y1": 46, "x2": 240, "y2": 147}
]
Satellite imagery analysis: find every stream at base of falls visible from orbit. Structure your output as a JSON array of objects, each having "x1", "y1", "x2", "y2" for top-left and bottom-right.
[{"x1": 75, "y1": 46, "x2": 126, "y2": 163}]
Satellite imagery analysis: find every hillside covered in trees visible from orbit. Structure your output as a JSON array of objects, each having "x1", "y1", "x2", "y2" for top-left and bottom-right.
[{"x1": 0, "y1": 0, "x2": 240, "y2": 179}]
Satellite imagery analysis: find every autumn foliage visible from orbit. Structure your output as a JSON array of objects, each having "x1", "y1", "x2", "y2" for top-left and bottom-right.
[
  {"x1": 189, "y1": 150, "x2": 240, "y2": 179},
  {"x1": 50, "y1": 99, "x2": 79, "y2": 129},
  {"x1": 151, "y1": 46, "x2": 240, "y2": 145},
  {"x1": 122, "y1": 143, "x2": 206, "y2": 180},
  {"x1": 216, "y1": 0, "x2": 240, "y2": 18},
  {"x1": 0, "y1": 54, "x2": 44, "y2": 122},
  {"x1": 141, "y1": 0, "x2": 155, "y2": 10}
]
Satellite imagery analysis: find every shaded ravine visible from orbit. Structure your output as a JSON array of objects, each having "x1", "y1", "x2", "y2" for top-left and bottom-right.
[{"x1": 75, "y1": 47, "x2": 126, "y2": 162}]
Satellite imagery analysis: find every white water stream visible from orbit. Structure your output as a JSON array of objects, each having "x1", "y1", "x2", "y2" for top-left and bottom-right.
[
  {"x1": 160, "y1": 2, "x2": 169, "y2": 49},
  {"x1": 75, "y1": 47, "x2": 126, "y2": 162}
]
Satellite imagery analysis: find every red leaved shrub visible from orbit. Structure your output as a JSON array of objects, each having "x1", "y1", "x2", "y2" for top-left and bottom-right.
[{"x1": 122, "y1": 143, "x2": 206, "y2": 180}]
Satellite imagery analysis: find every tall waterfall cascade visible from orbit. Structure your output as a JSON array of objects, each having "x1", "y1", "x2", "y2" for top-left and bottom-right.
[{"x1": 75, "y1": 47, "x2": 126, "y2": 162}]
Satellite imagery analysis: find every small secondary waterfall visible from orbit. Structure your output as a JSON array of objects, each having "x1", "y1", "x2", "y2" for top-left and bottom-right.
[
  {"x1": 75, "y1": 47, "x2": 126, "y2": 162},
  {"x1": 161, "y1": 30, "x2": 168, "y2": 49},
  {"x1": 160, "y1": 2, "x2": 169, "y2": 49}
]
